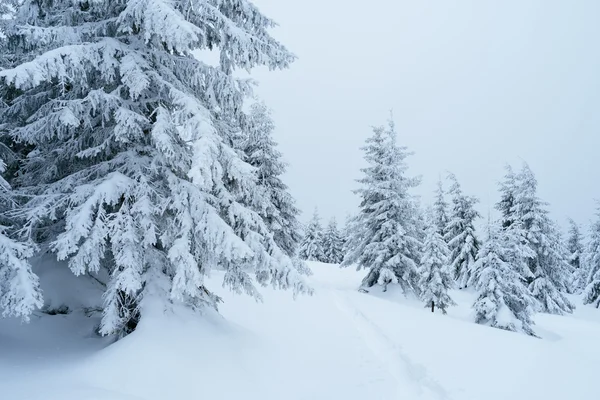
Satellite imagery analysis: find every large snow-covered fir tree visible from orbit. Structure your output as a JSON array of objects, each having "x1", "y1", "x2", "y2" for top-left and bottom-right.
[
  {"x1": 342, "y1": 117, "x2": 422, "y2": 293},
  {"x1": 471, "y1": 223, "x2": 538, "y2": 336},
  {"x1": 418, "y1": 216, "x2": 454, "y2": 314},
  {"x1": 566, "y1": 218, "x2": 586, "y2": 293},
  {"x1": 444, "y1": 174, "x2": 480, "y2": 289},
  {"x1": 509, "y1": 165, "x2": 574, "y2": 314},
  {"x1": 299, "y1": 209, "x2": 324, "y2": 262},
  {"x1": 241, "y1": 101, "x2": 309, "y2": 275},
  {"x1": 0, "y1": 0, "x2": 310, "y2": 336},
  {"x1": 433, "y1": 178, "x2": 450, "y2": 238},
  {"x1": 322, "y1": 217, "x2": 344, "y2": 264},
  {"x1": 583, "y1": 208, "x2": 600, "y2": 308}
]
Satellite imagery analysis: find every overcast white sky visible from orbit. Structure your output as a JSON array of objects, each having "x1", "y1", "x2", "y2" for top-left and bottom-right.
[{"x1": 246, "y1": 0, "x2": 600, "y2": 230}]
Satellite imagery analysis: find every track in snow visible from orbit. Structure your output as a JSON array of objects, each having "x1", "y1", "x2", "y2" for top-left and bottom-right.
[{"x1": 330, "y1": 290, "x2": 452, "y2": 400}]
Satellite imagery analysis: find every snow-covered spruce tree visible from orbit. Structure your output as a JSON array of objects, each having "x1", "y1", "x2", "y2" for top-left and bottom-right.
[
  {"x1": 566, "y1": 218, "x2": 586, "y2": 292},
  {"x1": 470, "y1": 222, "x2": 538, "y2": 336},
  {"x1": 0, "y1": 156, "x2": 43, "y2": 320},
  {"x1": 240, "y1": 101, "x2": 310, "y2": 275},
  {"x1": 322, "y1": 217, "x2": 344, "y2": 264},
  {"x1": 242, "y1": 102, "x2": 301, "y2": 257},
  {"x1": 583, "y1": 209, "x2": 600, "y2": 308},
  {"x1": 418, "y1": 216, "x2": 454, "y2": 314},
  {"x1": 340, "y1": 212, "x2": 362, "y2": 264},
  {"x1": 433, "y1": 178, "x2": 450, "y2": 238},
  {"x1": 342, "y1": 117, "x2": 422, "y2": 293},
  {"x1": 510, "y1": 165, "x2": 574, "y2": 314},
  {"x1": 413, "y1": 202, "x2": 428, "y2": 244},
  {"x1": 496, "y1": 165, "x2": 518, "y2": 229},
  {"x1": 0, "y1": 0, "x2": 310, "y2": 336},
  {"x1": 299, "y1": 209, "x2": 324, "y2": 262},
  {"x1": 444, "y1": 173, "x2": 480, "y2": 289}
]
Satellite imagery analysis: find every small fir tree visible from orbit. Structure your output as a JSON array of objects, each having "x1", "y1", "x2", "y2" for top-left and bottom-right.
[
  {"x1": 496, "y1": 165, "x2": 518, "y2": 229},
  {"x1": 418, "y1": 218, "x2": 455, "y2": 314},
  {"x1": 299, "y1": 209, "x2": 325, "y2": 262},
  {"x1": 566, "y1": 218, "x2": 586, "y2": 293},
  {"x1": 433, "y1": 178, "x2": 450, "y2": 238},
  {"x1": 322, "y1": 218, "x2": 344, "y2": 264},
  {"x1": 444, "y1": 173, "x2": 480, "y2": 289}
]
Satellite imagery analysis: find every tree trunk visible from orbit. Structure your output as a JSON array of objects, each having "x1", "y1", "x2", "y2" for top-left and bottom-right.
[{"x1": 431, "y1": 300, "x2": 435, "y2": 313}]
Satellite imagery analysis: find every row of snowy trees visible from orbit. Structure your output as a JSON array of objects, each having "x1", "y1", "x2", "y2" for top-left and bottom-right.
[
  {"x1": 342, "y1": 116, "x2": 600, "y2": 336},
  {"x1": 0, "y1": 0, "x2": 311, "y2": 337},
  {"x1": 298, "y1": 210, "x2": 345, "y2": 264},
  {"x1": 341, "y1": 118, "x2": 465, "y2": 314}
]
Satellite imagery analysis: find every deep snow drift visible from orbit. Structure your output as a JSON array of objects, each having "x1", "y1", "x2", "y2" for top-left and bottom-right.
[{"x1": 1, "y1": 260, "x2": 597, "y2": 400}]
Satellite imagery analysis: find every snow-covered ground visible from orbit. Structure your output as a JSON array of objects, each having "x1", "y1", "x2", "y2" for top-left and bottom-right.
[{"x1": 1, "y1": 261, "x2": 597, "y2": 400}]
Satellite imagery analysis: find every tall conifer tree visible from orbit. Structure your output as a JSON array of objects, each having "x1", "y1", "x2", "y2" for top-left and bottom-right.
[
  {"x1": 445, "y1": 174, "x2": 480, "y2": 289},
  {"x1": 0, "y1": 0, "x2": 310, "y2": 335},
  {"x1": 342, "y1": 117, "x2": 422, "y2": 293}
]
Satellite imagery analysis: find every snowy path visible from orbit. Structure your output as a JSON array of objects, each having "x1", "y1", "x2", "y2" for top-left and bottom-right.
[{"x1": 330, "y1": 290, "x2": 451, "y2": 400}]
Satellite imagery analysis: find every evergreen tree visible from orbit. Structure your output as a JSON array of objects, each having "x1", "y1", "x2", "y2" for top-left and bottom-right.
[
  {"x1": 433, "y1": 178, "x2": 449, "y2": 238},
  {"x1": 241, "y1": 101, "x2": 309, "y2": 275},
  {"x1": 340, "y1": 212, "x2": 360, "y2": 262},
  {"x1": 242, "y1": 102, "x2": 302, "y2": 258},
  {"x1": 414, "y1": 203, "x2": 428, "y2": 244},
  {"x1": 510, "y1": 165, "x2": 574, "y2": 314},
  {"x1": 342, "y1": 117, "x2": 422, "y2": 293},
  {"x1": 471, "y1": 223, "x2": 537, "y2": 336},
  {"x1": 0, "y1": 0, "x2": 310, "y2": 335},
  {"x1": 444, "y1": 174, "x2": 480, "y2": 289},
  {"x1": 583, "y1": 208, "x2": 600, "y2": 308},
  {"x1": 496, "y1": 165, "x2": 518, "y2": 229},
  {"x1": 299, "y1": 209, "x2": 324, "y2": 262},
  {"x1": 419, "y1": 217, "x2": 455, "y2": 314},
  {"x1": 322, "y1": 217, "x2": 344, "y2": 264},
  {"x1": 566, "y1": 218, "x2": 586, "y2": 292},
  {"x1": 0, "y1": 156, "x2": 43, "y2": 320}
]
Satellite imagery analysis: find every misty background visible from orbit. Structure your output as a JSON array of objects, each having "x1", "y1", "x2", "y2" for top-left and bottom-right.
[{"x1": 244, "y1": 0, "x2": 600, "y2": 229}]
